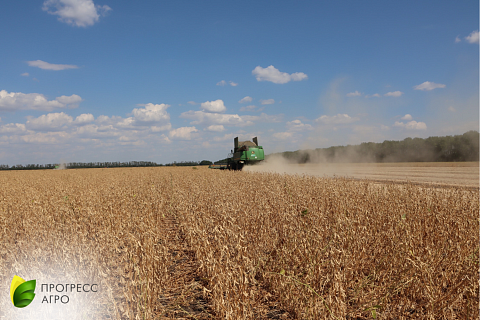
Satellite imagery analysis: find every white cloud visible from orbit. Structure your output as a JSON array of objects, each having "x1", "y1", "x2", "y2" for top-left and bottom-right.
[
  {"x1": 229, "y1": 81, "x2": 238, "y2": 87},
  {"x1": 455, "y1": 35, "x2": 461, "y2": 43},
  {"x1": 20, "y1": 131, "x2": 70, "y2": 144},
  {"x1": 21, "y1": 73, "x2": 29, "y2": 77},
  {"x1": 205, "y1": 125, "x2": 225, "y2": 132},
  {"x1": 260, "y1": 99, "x2": 275, "y2": 105},
  {"x1": 272, "y1": 131, "x2": 293, "y2": 140},
  {"x1": 169, "y1": 126, "x2": 198, "y2": 140},
  {"x1": 187, "y1": 101, "x2": 197, "y2": 105},
  {"x1": 131, "y1": 103, "x2": 170, "y2": 124},
  {"x1": 465, "y1": 30, "x2": 479, "y2": 44},
  {"x1": 413, "y1": 81, "x2": 446, "y2": 91},
  {"x1": 406, "y1": 121, "x2": 427, "y2": 130},
  {"x1": 0, "y1": 90, "x2": 82, "y2": 111},
  {"x1": 401, "y1": 114, "x2": 412, "y2": 120},
  {"x1": 74, "y1": 113, "x2": 94, "y2": 124},
  {"x1": 26, "y1": 112, "x2": 73, "y2": 131},
  {"x1": 239, "y1": 96, "x2": 252, "y2": 103},
  {"x1": 448, "y1": 106, "x2": 456, "y2": 112},
  {"x1": 384, "y1": 91, "x2": 403, "y2": 97},
  {"x1": 380, "y1": 125, "x2": 389, "y2": 131},
  {"x1": 346, "y1": 90, "x2": 362, "y2": 97},
  {"x1": 0, "y1": 123, "x2": 27, "y2": 134},
  {"x1": 180, "y1": 110, "x2": 254, "y2": 127},
  {"x1": 150, "y1": 124, "x2": 172, "y2": 132},
  {"x1": 200, "y1": 99, "x2": 226, "y2": 113},
  {"x1": 42, "y1": 0, "x2": 111, "y2": 27},
  {"x1": 365, "y1": 93, "x2": 380, "y2": 98},
  {"x1": 27, "y1": 60, "x2": 78, "y2": 70},
  {"x1": 252, "y1": 65, "x2": 308, "y2": 84},
  {"x1": 286, "y1": 119, "x2": 313, "y2": 132},
  {"x1": 315, "y1": 114, "x2": 360, "y2": 125},
  {"x1": 394, "y1": 121, "x2": 427, "y2": 130}
]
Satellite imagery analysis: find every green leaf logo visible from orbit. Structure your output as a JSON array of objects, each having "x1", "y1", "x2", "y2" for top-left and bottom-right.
[{"x1": 10, "y1": 275, "x2": 36, "y2": 308}]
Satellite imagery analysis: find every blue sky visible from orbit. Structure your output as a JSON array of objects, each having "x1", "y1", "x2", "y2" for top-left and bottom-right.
[{"x1": 0, "y1": 0, "x2": 478, "y2": 165}]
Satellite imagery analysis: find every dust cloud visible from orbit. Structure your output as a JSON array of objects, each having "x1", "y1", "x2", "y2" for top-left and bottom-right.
[
  {"x1": 243, "y1": 154, "x2": 356, "y2": 178},
  {"x1": 54, "y1": 162, "x2": 67, "y2": 170}
]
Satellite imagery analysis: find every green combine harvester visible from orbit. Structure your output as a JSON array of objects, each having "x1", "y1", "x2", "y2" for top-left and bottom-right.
[{"x1": 209, "y1": 136, "x2": 264, "y2": 170}]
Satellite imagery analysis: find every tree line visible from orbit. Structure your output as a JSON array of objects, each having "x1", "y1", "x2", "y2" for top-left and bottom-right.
[
  {"x1": 0, "y1": 160, "x2": 213, "y2": 171},
  {"x1": 271, "y1": 130, "x2": 479, "y2": 163}
]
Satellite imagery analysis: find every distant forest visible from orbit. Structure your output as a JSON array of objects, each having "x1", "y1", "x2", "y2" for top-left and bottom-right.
[
  {"x1": 271, "y1": 130, "x2": 479, "y2": 164},
  {"x1": 0, "y1": 160, "x2": 213, "y2": 171}
]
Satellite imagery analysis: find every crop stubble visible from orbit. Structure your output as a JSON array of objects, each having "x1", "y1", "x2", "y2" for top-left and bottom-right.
[{"x1": 0, "y1": 166, "x2": 478, "y2": 319}]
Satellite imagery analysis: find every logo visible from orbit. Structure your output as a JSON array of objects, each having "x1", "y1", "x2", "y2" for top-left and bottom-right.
[{"x1": 10, "y1": 275, "x2": 36, "y2": 308}]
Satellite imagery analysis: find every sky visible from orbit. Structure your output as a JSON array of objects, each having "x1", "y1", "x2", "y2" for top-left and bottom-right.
[{"x1": 0, "y1": 0, "x2": 478, "y2": 165}]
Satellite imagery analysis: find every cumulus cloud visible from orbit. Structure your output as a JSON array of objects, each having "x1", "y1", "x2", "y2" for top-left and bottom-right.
[
  {"x1": 365, "y1": 93, "x2": 380, "y2": 98},
  {"x1": 315, "y1": 114, "x2": 360, "y2": 125},
  {"x1": 187, "y1": 101, "x2": 197, "y2": 105},
  {"x1": 384, "y1": 91, "x2": 403, "y2": 97},
  {"x1": 200, "y1": 100, "x2": 226, "y2": 113},
  {"x1": 346, "y1": 90, "x2": 362, "y2": 97},
  {"x1": 239, "y1": 96, "x2": 252, "y2": 103},
  {"x1": 180, "y1": 110, "x2": 254, "y2": 127},
  {"x1": 27, "y1": 60, "x2": 78, "y2": 70},
  {"x1": 74, "y1": 113, "x2": 94, "y2": 124},
  {"x1": 21, "y1": 73, "x2": 29, "y2": 77},
  {"x1": 401, "y1": 114, "x2": 412, "y2": 120},
  {"x1": 0, "y1": 90, "x2": 82, "y2": 111},
  {"x1": 252, "y1": 65, "x2": 308, "y2": 84},
  {"x1": 169, "y1": 126, "x2": 198, "y2": 140},
  {"x1": 260, "y1": 99, "x2": 274, "y2": 105},
  {"x1": 286, "y1": 119, "x2": 313, "y2": 132},
  {"x1": 20, "y1": 131, "x2": 70, "y2": 144},
  {"x1": 205, "y1": 125, "x2": 225, "y2": 132},
  {"x1": 42, "y1": 0, "x2": 111, "y2": 27},
  {"x1": 26, "y1": 112, "x2": 74, "y2": 131},
  {"x1": 394, "y1": 120, "x2": 427, "y2": 130},
  {"x1": 465, "y1": 30, "x2": 479, "y2": 44},
  {"x1": 131, "y1": 103, "x2": 170, "y2": 124},
  {"x1": 151, "y1": 124, "x2": 172, "y2": 132},
  {"x1": 413, "y1": 81, "x2": 446, "y2": 91},
  {"x1": 455, "y1": 35, "x2": 461, "y2": 43},
  {"x1": 229, "y1": 81, "x2": 238, "y2": 86},
  {"x1": 0, "y1": 123, "x2": 27, "y2": 134}
]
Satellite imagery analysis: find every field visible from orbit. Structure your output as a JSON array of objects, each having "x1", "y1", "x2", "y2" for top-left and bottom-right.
[
  {"x1": 245, "y1": 161, "x2": 479, "y2": 188},
  {"x1": 0, "y1": 165, "x2": 478, "y2": 319}
]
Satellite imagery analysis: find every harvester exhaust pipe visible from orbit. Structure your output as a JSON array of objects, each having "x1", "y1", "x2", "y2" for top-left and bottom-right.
[
  {"x1": 234, "y1": 137, "x2": 238, "y2": 152},
  {"x1": 253, "y1": 137, "x2": 258, "y2": 146}
]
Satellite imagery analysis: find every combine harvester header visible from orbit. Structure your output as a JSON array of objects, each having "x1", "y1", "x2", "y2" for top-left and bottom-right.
[{"x1": 209, "y1": 136, "x2": 264, "y2": 170}]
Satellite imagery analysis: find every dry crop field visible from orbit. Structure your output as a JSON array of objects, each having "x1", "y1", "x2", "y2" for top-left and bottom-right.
[
  {"x1": 0, "y1": 166, "x2": 478, "y2": 319},
  {"x1": 245, "y1": 161, "x2": 480, "y2": 188}
]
